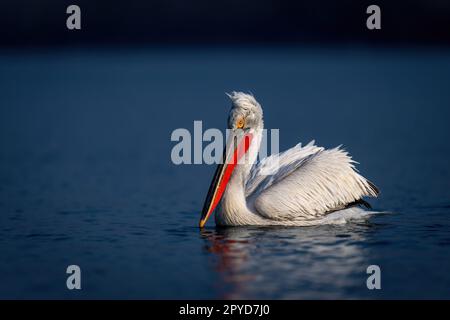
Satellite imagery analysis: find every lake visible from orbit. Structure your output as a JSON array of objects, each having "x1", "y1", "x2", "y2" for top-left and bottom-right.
[{"x1": 0, "y1": 46, "x2": 449, "y2": 299}]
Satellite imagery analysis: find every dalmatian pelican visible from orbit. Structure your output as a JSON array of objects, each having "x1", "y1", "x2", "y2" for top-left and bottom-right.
[{"x1": 199, "y1": 92, "x2": 379, "y2": 227}]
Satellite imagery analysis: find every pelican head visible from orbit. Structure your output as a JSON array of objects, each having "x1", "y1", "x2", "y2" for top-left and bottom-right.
[
  {"x1": 226, "y1": 92, "x2": 264, "y2": 131},
  {"x1": 199, "y1": 92, "x2": 264, "y2": 228}
]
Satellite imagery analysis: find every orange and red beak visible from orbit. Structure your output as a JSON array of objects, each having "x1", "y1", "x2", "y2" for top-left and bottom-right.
[{"x1": 199, "y1": 130, "x2": 253, "y2": 228}]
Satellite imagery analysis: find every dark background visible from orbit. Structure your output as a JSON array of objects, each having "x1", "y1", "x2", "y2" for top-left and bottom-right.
[{"x1": 1, "y1": 0, "x2": 449, "y2": 47}]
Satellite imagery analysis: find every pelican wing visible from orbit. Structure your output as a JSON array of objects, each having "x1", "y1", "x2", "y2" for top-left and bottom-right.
[
  {"x1": 246, "y1": 142, "x2": 379, "y2": 221},
  {"x1": 245, "y1": 140, "x2": 323, "y2": 197}
]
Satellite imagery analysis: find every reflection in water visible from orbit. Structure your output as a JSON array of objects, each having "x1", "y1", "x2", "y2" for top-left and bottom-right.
[{"x1": 200, "y1": 222, "x2": 373, "y2": 299}]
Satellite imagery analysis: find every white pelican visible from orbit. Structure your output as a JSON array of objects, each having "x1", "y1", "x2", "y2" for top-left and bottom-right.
[{"x1": 199, "y1": 92, "x2": 379, "y2": 227}]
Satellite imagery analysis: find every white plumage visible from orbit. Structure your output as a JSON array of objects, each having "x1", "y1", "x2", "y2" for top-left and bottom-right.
[
  {"x1": 248, "y1": 142, "x2": 378, "y2": 221},
  {"x1": 202, "y1": 92, "x2": 379, "y2": 227}
]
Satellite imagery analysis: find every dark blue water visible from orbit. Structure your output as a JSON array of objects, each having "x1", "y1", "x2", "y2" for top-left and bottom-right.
[{"x1": 0, "y1": 47, "x2": 449, "y2": 299}]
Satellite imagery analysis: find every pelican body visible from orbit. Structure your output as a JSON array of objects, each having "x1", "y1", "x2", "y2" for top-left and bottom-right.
[{"x1": 199, "y1": 92, "x2": 379, "y2": 227}]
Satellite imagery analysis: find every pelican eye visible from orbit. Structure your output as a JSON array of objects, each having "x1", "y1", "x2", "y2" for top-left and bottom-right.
[{"x1": 236, "y1": 118, "x2": 245, "y2": 129}]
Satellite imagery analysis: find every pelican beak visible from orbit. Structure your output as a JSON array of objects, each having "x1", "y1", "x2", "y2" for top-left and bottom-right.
[{"x1": 199, "y1": 130, "x2": 253, "y2": 228}]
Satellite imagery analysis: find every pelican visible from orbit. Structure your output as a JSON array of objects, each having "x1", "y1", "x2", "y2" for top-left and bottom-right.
[{"x1": 199, "y1": 92, "x2": 379, "y2": 227}]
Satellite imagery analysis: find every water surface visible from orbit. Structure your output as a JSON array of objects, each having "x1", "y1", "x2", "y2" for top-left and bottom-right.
[{"x1": 0, "y1": 47, "x2": 449, "y2": 298}]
